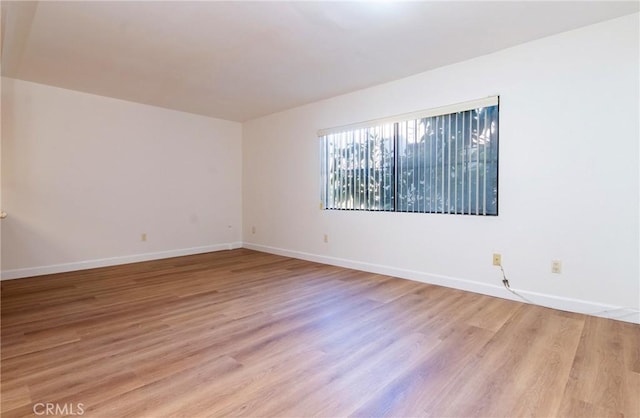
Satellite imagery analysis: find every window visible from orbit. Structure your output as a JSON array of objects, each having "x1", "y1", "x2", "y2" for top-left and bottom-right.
[{"x1": 320, "y1": 97, "x2": 499, "y2": 215}]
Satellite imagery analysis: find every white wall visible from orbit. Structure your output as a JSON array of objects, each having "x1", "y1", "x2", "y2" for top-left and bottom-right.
[
  {"x1": 243, "y1": 14, "x2": 639, "y2": 322},
  {"x1": 2, "y1": 78, "x2": 242, "y2": 278}
]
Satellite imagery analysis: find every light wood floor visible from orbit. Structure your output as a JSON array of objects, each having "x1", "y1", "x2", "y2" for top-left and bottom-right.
[{"x1": 1, "y1": 249, "x2": 638, "y2": 417}]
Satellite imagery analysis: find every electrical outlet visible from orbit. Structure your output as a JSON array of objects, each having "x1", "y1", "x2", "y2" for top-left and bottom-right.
[
  {"x1": 492, "y1": 253, "x2": 502, "y2": 266},
  {"x1": 141, "y1": 233, "x2": 147, "y2": 242},
  {"x1": 251, "y1": 226, "x2": 256, "y2": 234},
  {"x1": 323, "y1": 234, "x2": 329, "y2": 243},
  {"x1": 552, "y1": 260, "x2": 562, "y2": 274}
]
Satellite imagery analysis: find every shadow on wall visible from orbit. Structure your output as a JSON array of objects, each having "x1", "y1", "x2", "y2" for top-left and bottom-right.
[{"x1": 1, "y1": 215, "x2": 72, "y2": 274}]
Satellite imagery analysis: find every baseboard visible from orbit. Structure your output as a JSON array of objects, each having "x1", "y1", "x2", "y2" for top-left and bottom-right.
[
  {"x1": 3, "y1": 241, "x2": 637, "y2": 324},
  {"x1": 0, "y1": 242, "x2": 243, "y2": 280},
  {"x1": 243, "y1": 242, "x2": 640, "y2": 324}
]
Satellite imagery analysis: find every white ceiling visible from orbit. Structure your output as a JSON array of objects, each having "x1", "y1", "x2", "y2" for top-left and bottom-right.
[{"x1": 2, "y1": 1, "x2": 638, "y2": 122}]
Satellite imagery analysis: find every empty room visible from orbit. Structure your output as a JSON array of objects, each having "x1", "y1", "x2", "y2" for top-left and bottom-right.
[{"x1": 1, "y1": 1, "x2": 639, "y2": 417}]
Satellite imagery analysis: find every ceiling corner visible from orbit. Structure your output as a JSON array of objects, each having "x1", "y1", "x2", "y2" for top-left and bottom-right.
[{"x1": 1, "y1": 0, "x2": 39, "y2": 77}]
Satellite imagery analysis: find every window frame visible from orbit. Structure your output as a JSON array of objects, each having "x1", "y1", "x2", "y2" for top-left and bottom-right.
[{"x1": 319, "y1": 96, "x2": 499, "y2": 216}]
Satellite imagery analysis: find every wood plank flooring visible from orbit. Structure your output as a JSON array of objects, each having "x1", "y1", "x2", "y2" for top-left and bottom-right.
[{"x1": 1, "y1": 249, "x2": 638, "y2": 417}]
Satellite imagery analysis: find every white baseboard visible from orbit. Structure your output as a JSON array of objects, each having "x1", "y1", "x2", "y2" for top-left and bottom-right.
[
  {"x1": 243, "y1": 242, "x2": 640, "y2": 324},
  {"x1": 0, "y1": 242, "x2": 243, "y2": 280},
  {"x1": 3, "y1": 241, "x2": 637, "y2": 324}
]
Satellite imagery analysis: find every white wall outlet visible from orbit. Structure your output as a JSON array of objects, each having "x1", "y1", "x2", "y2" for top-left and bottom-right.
[
  {"x1": 492, "y1": 253, "x2": 502, "y2": 266},
  {"x1": 141, "y1": 233, "x2": 147, "y2": 242},
  {"x1": 552, "y1": 260, "x2": 562, "y2": 274},
  {"x1": 323, "y1": 234, "x2": 328, "y2": 243}
]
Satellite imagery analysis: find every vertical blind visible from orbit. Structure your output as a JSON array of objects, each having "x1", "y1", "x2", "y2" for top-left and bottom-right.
[{"x1": 320, "y1": 97, "x2": 499, "y2": 215}]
